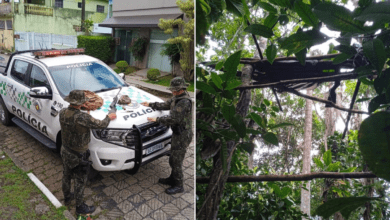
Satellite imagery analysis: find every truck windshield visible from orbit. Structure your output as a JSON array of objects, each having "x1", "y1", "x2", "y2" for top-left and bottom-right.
[{"x1": 48, "y1": 62, "x2": 126, "y2": 97}]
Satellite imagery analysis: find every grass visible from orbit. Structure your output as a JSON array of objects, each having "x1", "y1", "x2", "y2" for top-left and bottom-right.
[
  {"x1": 144, "y1": 75, "x2": 194, "y2": 92},
  {"x1": 0, "y1": 151, "x2": 67, "y2": 219}
]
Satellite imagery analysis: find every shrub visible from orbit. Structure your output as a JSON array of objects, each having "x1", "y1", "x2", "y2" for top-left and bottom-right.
[
  {"x1": 125, "y1": 66, "x2": 138, "y2": 75},
  {"x1": 129, "y1": 37, "x2": 149, "y2": 61},
  {"x1": 77, "y1": 35, "x2": 115, "y2": 63},
  {"x1": 116, "y1": 60, "x2": 128, "y2": 72},
  {"x1": 161, "y1": 43, "x2": 183, "y2": 64},
  {"x1": 147, "y1": 68, "x2": 161, "y2": 81},
  {"x1": 113, "y1": 68, "x2": 121, "y2": 73}
]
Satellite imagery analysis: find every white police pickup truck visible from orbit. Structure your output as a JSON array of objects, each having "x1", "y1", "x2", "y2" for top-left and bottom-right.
[{"x1": 0, "y1": 49, "x2": 172, "y2": 174}]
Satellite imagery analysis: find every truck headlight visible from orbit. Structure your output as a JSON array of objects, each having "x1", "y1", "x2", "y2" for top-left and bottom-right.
[{"x1": 92, "y1": 129, "x2": 137, "y2": 146}]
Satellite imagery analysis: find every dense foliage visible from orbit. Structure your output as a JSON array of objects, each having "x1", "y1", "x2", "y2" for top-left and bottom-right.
[
  {"x1": 196, "y1": 0, "x2": 390, "y2": 219},
  {"x1": 77, "y1": 35, "x2": 114, "y2": 63},
  {"x1": 147, "y1": 68, "x2": 161, "y2": 81},
  {"x1": 161, "y1": 42, "x2": 183, "y2": 64},
  {"x1": 115, "y1": 60, "x2": 129, "y2": 72},
  {"x1": 159, "y1": 0, "x2": 194, "y2": 81},
  {"x1": 129, "y1": 37, "x2": 149, "y2": 62}
]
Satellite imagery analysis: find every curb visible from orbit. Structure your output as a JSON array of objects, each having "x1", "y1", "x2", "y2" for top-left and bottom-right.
[{"x1": 2, "y1": 147, "x2": 75, "y2": 220}]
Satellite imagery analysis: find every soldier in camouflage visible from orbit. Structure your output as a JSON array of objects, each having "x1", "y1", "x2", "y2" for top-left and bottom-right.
[
  {"x1": 60, "y1": 90, "x2": 116, "y2": 215},
  {"x1": 141, "y1": 77, "x2": 193, "y2": 194}
]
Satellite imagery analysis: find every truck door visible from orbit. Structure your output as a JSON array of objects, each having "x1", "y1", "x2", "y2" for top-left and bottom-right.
[
  {"x1": 25, "y1": 64, "x2": 55, "y2": 140},
  {"x1": 2, "y1": 59, "x2": 32, "y2": 115}
]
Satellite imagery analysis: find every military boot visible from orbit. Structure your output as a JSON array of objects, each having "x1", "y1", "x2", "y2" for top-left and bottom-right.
[
  {"x1": 165, "y1": 186, "x2": 184, "y2": 194},
  {"x1": 64, "y1": 193, "x2": 74, "y2": 206},
  {"x1": 158, "y1": 177, "x2": 175, "y2": 186},
  {"x1": 76, "y1": 203, "x2": 96, "y2": 215}
]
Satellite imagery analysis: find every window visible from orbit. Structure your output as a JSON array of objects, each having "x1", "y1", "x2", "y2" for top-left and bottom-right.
[
  {"x1": 11, "y1": 60, "x2": 30, "y2": 84},
  {"x1": 29, "y1": 65, "x2": 51, "y2": 91},
  {"x1": 0, "y1": 21, "x2": 5, "y2": 30},
  {"x1": 97, "y1": 5, "x2": 104, "y2": 13},
  {"x1": 78, "y1": 2, "x2": 81, "y2": 8},
  {"x1": 6, "y1": 20, "x2": 12, "y2": 30},
  {"x1": 54, "y1": 0, "x2": 63, "y2": 8}
]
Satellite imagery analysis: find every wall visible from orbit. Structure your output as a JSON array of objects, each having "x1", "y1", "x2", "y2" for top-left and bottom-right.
[
  {"x1": 14, "y1": 1, "x2": 107, "y2": 35},
  {"x1": 113, "y1": 0, "x2": 180, "y2": 16},
  {"x1": 14, "y1": 32, "x2": 77, "y2": 51}
]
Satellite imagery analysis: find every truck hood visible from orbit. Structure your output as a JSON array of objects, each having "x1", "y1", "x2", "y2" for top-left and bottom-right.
[{"x1": 86, "y1": 86, "x2": 169, "y2": 129}]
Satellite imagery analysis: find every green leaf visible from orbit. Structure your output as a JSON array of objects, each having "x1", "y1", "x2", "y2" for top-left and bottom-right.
[
  {"x1": 356, "y1": 65, "x2": 375, "y2": 78},
  {"x1": 215, "y1": 61, "x2": 224, "y2": 70},
  {"x1": 355, "y1": 2, "x2": 390, "y2": 24},
  {"x1": 295, "y1": 48, "x2": 307, "y2": 66},
  {"x1": 327, "y1": 162, "x2": 341, "y2": 172},
  {"x1": 202, "y1": 92, "x2": 213, "y2": 108},
  {"x1": 244, "y1": 24, "x2": 274, "y2": 38},
  {"x1": 358, "y1": 0, "x2": 372, "y2": 8},
  {"x1": 198, "y1": 0, "x2": 211, "y2": 14},
  {"x1": 280, "y1": 187, "x2": 291, "y2": 199},
  {"x1": 269, "y1": 0, "x2": 291, "y2": 8},
  {"x1": 263, "y1": 13, "x2": 279, "y2": 28},
  {"x1": 225, "y1": 80, "x2": 242, "y2": 90},
  {"x1": 363, "y1": 38, "x2": 386, "y2": 74},
  {"x1": 323, "y1": 150, "x2": 332, "y2": 166},
  {"x1": 258, "y1": 2, "x2": 277, "y2": 14},
  {"x1": 249, "y1": 112, "x2": 266, "y2": 128},
  {"x1": 263, "y1": 99, "x2": 271, "y2": 106},
  {"x1": 332, "y1": 53, "x2": 353, "y2": 65},
  {"x1": 269, "y1": 122, "x2": 294, "y2": 129},
  {"x1": 359, "y1": 77, "x2": 374, "y2": 86},
  {"x1": 368, "y1": 94, "x2": 386, "y2": 113},
  {"x1": 232, "y1": 114, "x2": 247, "y2": 138},
  {"x1": 278, "y1": 14, "x2": 289, "y2": 25},
  {"x1": 197, "y1": 107, "x2": 215, "y2": 114},
  {"x1": 313, "y1": 158, "x2": 324, "y2": 169},
  {"x1": 224, "y1": 50, "x2": 242, "y2": 80},
  {"x1": 263, "y1": 132, "x2": 278, "y2": 145},
  {"x1": 271, "y1": 106, "x2": 280, "y2": 112},
  {"x1": 315, "y1": 197, "x2": 379, "y2": 219},
  {"x1": 226, "y1": 0, "x2": 245, "y2": 17},
  {"x1": 340, "y1": 167, "x2": 357, "y2": 173},
  {"x1": 333, "y1": 45, "x2": 357, "y2": 55},
  {"x1": 211, "y1": 72, "x2": 223, "y2": 90},
  {"x1": 356, "y1": 97, "x2": 371, "y2": 103},
  {"x1": 279, "y1": 30, "x2": 329, "y2": 54},
  {"x1": 196, "y1": 81, "x2": 216, "y2": 94},
  {"x1": 266, "y1": 44, "x2": 277, "y2": 64},
  {"x1": 294, "y1": 0, "x2": 319, "y2": 27},
  {"x1": 222, "y1": 103, "x2": 236, "y2": 124},
  {"x1": 237, "y1": 142, "x2": 255, "y2": 154},
  {"x1": 313, "y1": 2, "x2": 367, "y2": 33}
]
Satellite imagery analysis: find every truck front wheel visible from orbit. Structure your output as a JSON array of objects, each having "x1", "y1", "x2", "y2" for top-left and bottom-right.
[{"x1": 0, "y1": 96, "x2": 12, "y2": 126}]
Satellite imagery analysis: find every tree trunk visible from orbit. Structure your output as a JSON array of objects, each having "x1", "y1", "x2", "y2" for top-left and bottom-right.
[
  {"x1": 198, "y1": 65, "x2": 252, "y2": 220},
  {"x1": 301, "y1": 89, "x2": 313, "y2": 219},
  {"x1": 363, "y1": 165, "x2": 374, "y2": 220}
]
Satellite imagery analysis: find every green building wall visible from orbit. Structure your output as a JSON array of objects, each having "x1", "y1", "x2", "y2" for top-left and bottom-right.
[{"x1": 14, "y1": 0, "x2": 107, "y2": 36}]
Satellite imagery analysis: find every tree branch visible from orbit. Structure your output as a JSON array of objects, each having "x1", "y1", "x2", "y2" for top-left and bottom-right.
[
  {"x1": 283, "y1": 87, "x2": 369, "y2": 115},
  {"x1": 197, "y1": 172, "x2": 377, "y2": 184}
]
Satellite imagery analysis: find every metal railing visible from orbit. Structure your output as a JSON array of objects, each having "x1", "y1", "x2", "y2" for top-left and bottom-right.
[
  {"x1": 24, "y1": 4, "x2": 53, "y2": 16},
  {"x1": 0, "y1": 3, "x2": 12, "y2": 15}
]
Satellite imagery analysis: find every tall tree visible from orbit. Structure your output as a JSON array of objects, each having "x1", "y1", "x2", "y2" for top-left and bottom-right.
[{"x1": 301, "y1": 89, "x2": 313, "y2": 218}]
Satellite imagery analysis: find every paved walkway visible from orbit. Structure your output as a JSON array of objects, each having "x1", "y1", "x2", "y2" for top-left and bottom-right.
[{"x1": 0, "y1": 121, "x2": 195, "y2": 220}]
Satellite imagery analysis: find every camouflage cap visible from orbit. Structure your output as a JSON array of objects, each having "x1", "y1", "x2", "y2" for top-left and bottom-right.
[
  {"x1": 167, "y1": 77, "x2": 189, "y2": 91},
  {"x1": 64, "y1": 90, "x2": 90, "y2": 106}
]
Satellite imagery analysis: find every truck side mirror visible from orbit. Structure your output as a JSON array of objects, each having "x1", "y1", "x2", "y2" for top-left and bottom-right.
[
  {"x1": 29, "y1": 87, "x2": 52, "y2": 99},
  {"x1": 118, "y1": 73, "x2": 125, "y2": 81}
]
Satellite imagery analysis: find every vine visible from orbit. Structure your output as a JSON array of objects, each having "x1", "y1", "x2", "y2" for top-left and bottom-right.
[{"x1": 129, "y1": 37, "x2": 149, "y2": 62}]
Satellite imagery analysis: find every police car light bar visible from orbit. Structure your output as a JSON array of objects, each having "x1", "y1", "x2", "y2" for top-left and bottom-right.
[{"x1": 33, "y1": 48, "x2": 85, "y2": 57}]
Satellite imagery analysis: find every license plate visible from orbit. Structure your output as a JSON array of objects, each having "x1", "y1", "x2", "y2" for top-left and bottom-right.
[{"x1": 146, "y1": 143, "x2": 164, "y2": 155}]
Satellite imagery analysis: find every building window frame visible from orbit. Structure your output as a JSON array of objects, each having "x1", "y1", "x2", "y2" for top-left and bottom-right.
[
  {"x1": 54, "y1": 0, "x2": 63, "y2": 8},
  {"x1": 6, "y1": 20, "x2": 12, "y2": 30},
  {"x1": 97, "y1": 5, "x2": 104, "y2": 13},
  {"x1": 0, "y1": 21, "x2": 5, "y2": 30},
  {"x1": 78, "y1": 2, "x2": 81, "y2": 8}
]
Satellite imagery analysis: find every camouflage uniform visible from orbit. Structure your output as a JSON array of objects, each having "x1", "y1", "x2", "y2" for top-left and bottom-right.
[
  {"x1": 149, "y1": 77, "x2": 193, "y2": 188},
  {"x1": 60, "y1": 90, "x2": 111, "y2": 207}
]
